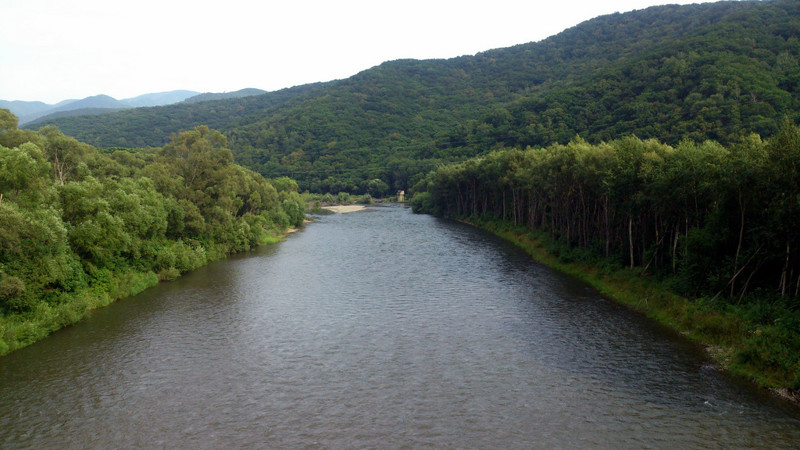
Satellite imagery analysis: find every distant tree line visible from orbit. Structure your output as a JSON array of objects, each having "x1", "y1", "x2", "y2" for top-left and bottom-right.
[{"x1": 413, "y1": 125, "x2": 800, "y2": 301}]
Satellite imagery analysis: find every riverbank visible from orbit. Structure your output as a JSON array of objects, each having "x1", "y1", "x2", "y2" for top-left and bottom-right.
[
  {"x1": 321, "y1": 205, "x2": 366, "y2": 213},
  {"x1": 0, "y1": 227, "x2": 297, "y2": 357},
  {"x1": 466, "y1": 217, "x2": 799, "y2": 404}
]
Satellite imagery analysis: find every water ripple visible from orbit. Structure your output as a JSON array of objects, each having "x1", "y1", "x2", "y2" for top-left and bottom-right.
[{"x1": 1, "y1": 205, "x2": 798, "y2": 448}]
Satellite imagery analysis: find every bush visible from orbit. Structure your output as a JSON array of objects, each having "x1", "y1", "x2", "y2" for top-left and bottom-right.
[
  {"x1": 337, "y1": 192, "x2": 352, "y2": 204},
  {"x1": 158, "y1": 267, "x2": 181, "y2": 281},
  {"x1": 0, "y1": 274, "x2": 30, "y2": 313},
  {"x1": 358, "y1": 193, "x2": 374, "y2": 205},
  {"x1": 155, "y1": 240, "x2": 207, "y2": 273}
]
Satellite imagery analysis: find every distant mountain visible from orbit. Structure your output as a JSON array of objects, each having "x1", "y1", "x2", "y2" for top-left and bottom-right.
[
  {"x1": 50, "y1": 94, "x2": 128, "y2": 112},
  {"x1": 0, "y1": 100, "x2": 51, "y2": 121},
  {"x1": 183, "y1": 88, "x2": 267, "y2": 104},
  {"x1": 123, "y1": 90, "x2": 199, "y2": 107},
  {"x1": 6, "y1": 89, "x2": 260, "y2": 125},
  {"x1": 18, "y1": 94, "x2": 128, "y2": 126}
]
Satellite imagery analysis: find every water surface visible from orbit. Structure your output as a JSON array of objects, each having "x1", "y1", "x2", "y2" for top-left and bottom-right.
[{"x1": 1, "y1": 205, "x2": 798, "y2": 447}]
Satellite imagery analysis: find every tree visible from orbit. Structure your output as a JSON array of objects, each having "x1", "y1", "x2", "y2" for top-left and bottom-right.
[
  {"x1": 364, "y1": 178, "x2": 390, "y2": 197},
  {"x1": 40, "y1": 126, "x2": 88, "y2": 185},
  {"x1": 162, "y1": 126, "x2": 232, "y2": 190},
  {"x1": 765, "y1": 120, "x2": 800, "y2": 297},
  {"x1": 0, "y1": 108, "x2": 18, "y2": 133},
  {"x1": 0, "y1": 143, "x2": 51, "y2": 205}
]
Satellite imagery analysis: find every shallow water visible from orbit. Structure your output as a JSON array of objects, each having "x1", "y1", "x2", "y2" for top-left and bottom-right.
[{"x1": 1, "y1": 205, "x2": 798, "y2": 448}]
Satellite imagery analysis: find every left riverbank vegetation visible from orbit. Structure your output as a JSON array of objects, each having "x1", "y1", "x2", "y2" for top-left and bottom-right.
[
  {"x1": 411, "y1": 121, "x2": 800, "y2": 397},
  {"x1": 0, "y1": 110, "x2": 305, "y2": 355}
]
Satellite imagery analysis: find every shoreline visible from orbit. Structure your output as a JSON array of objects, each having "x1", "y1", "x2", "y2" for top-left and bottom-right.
[
  {"x1": 320, "y1": 205, "x2": 366, "y2": 213},
  {"x1": 462, "y1": 217, "x2": 799, "y2": 406},
  {"x1": 0, "y1": 226, "x2": 299, "y2": 357},
  {"x1": 286, "y1": 219, "x2": 312, "y2": 234}
]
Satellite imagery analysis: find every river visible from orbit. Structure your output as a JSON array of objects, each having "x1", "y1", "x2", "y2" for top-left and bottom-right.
[{"x1": 1, "y1": 205, "x2": 798, "y2": 448}]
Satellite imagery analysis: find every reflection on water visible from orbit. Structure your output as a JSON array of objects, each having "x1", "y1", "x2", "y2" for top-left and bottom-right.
[{"x1": 1, "y1": 205, "x2": 798, "y2": 448}]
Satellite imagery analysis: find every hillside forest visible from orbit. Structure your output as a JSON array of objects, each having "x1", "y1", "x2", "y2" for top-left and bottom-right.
[{"x1": 30, "y1": 0, "x2": 800, "y2": 196}]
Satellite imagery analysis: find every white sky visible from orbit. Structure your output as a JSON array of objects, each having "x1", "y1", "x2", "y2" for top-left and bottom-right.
[{"x1": 1, "y1": 0, "x2": 715, "y2": 104}]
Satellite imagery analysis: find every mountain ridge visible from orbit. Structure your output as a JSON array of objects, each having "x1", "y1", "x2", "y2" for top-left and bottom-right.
[
  {"x1": 24, "y1": 0, "x2": 800, "y2": 193},
  {"x1": 3, "y1": 88, "x2": 268, "y2": 125},
  {"x1": 123, "y1": 90, "x2": 200, "y2": 107},
  {"x1": 183, "y1": 88, "x2": 267, "y2": 103}
]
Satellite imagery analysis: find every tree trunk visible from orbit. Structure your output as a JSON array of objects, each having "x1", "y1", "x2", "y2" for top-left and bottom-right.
[
  {"x1": 730, "y1": 193, "x2": 746, "y2": 297},
  {"x1": 781, "y1": 240, "x2": 791, "y2": 297},
  {"x1": 672, "y1": 223, "x2": 680, "y2": 273},
  {"x1": 795, "y1": 271, "x2": 800, "y2": 298},
  {"x1": 629, "y1": 215, "x2": 635, "y2": 269},
  {"x1": 502, "y1": 191, "x2": 506, "y2": 221},
  {"x1": 605, "y1": 196, "x2": 610, "y2": 258}
]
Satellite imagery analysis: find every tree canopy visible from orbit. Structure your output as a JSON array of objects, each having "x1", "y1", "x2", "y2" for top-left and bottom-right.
[{"x1": 0, "y1": 110, "x2": 304, "y2": 354}]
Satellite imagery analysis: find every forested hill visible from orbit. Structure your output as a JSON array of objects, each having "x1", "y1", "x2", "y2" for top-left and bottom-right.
[{"x1": 32, "y1": 0, "x2": 800, "y2": 194}]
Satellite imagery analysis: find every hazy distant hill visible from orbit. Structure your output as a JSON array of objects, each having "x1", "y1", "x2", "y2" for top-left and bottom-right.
[
  {"x1": 122, "y1": 90, "x2": 199, "y2": 107},
  {"x1": 25, "y1": 83, "x2": 325, "y2": 146},
  {"x1": 19, "y1": 95, "x2": 129, "y2": 126},
  {"x1": 31, "y1": 0, "x2": 800, "y2": 193},
  {"x1": 5, "y1": 90, "x2": 199, "y2": 125},
  {"x1": 50, "y1": 94, "x2": 128, "y2": 112},
  {"x1": 183, "y1": 88, "x2": 267, "y2": 104},
  {"x1": 0, "y1": 100, "x2": 51, "y2": 120}
]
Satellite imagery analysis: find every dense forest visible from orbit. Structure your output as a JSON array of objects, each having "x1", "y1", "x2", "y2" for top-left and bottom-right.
[
  {"x1": 29, "y1": 0, "x2": 800, "y2": 195},
  {"x1": 0, "y1": 109, "x2": 305, "y2": 354},
  {"x1": 411, "y1": 123, "x2": 800, "y2": 390}
]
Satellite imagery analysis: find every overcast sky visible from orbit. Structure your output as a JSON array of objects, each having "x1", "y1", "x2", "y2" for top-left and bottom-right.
[{"x1": 1, "y1": 0, "x2": 715, "y2": 104}]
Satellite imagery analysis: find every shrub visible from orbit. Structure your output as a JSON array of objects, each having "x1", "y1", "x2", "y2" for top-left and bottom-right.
[
  {"x1": 158, "y1": 267, "x2": 181, "y2": 281},
  {"x1": 0, "y1": 274, "x2": 30, "y2": 313},
  {"x1": 337, "y1": 192, "x2": 351, "y2": 204}
]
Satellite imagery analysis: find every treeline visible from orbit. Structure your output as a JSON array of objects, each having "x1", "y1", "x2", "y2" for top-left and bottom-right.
[
  {"x1": 412, "y1": 124, "x2": 800, "y2": 387},
  {"x1": 0, "y1": 109, "x2": 304, "y2": 354},
  {"x1": 413, "y1": 125, "x2": 800, "y2": 300}
]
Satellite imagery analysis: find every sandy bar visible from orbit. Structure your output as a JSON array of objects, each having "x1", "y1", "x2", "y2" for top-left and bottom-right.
[{"x1": 321, "y1": 205, "x2": 366, "y2": 213}]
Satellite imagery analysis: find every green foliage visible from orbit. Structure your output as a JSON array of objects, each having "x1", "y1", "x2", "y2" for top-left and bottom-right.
[
  {"x1": 0, "y1": 113, "x2": 304, "y2": 355},
  {"x1": 155, "y1": 240, "x2": 207, "y2": 275},
  {"x1": 363, "y1": 178, "x2": 390, "y2": 197},
  {"x1": 0, "y1": 108, "x2": 18, "y2": 132},
  {"x1": 410, "y1": 191, "x2": 437, "y2": 215},
  {"x1": 414, "y1": 131, "x2": 800, "y2": 301},
  {"x1": 0, "y1": 274, "x2": 28, "y2": 313},
  {"x1": 336, "y1": 192, "x2": 352, "y2": 204},
  {"x1": 0, "y1": 142, "x2": 51, "y2": 205},
  {"x1": 358, "y1": 193, "x2": 374, "y2": 205},
  {"x1": 270, "y1": 176, "x2": 299, "y2": 193}
]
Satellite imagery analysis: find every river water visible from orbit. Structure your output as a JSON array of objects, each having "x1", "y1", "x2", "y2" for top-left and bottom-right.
[{"x1": 1, "y1": 205, "x2": 798, "y2": 448}]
